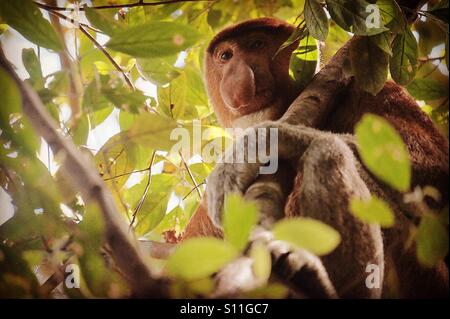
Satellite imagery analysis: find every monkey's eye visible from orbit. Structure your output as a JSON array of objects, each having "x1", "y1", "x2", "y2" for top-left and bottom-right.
[
  {"x1": 250, "y1": 39, "x2": 264, "y2": 50},
  {"x1": 219, "y1": 50, "x2": 233, "y2": 62}
]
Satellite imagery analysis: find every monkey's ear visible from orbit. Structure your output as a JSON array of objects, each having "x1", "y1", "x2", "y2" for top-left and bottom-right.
[{"x1": 289, "y1": 34, "x2": 319, "y2": 92}]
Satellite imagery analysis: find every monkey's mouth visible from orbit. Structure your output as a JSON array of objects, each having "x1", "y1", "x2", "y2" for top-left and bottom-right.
[
  {"x1": 231, "y1": 90, "x2": 275, "y2": 115},
  {"x1": 226, "y1": 87, "x2": 275, "y2": 115}
]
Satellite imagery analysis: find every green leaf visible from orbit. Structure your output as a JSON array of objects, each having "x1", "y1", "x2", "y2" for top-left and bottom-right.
[
  {"x1": 250, "y1": 243, "x2": 272, "y2": 282},
  {"x1": 275, "y1": 24, "x2": 307, "y2": 57},
  {"x1": 89, "y1": 106, "x2": 114, "y2": 129},
  {"x1": 82, "y1": 79, "x2": 111, "y2": 112},
  {"x1": 102, "y1": 86, "x2": 147, "y2": 113},
  {"x1": 77, "y1": 204, "x2": 125, "y2": 297},
  {"x1": 154, "y1": 206, "x2": 190, "y2": 236},
  {"x1": 166, "y1": 238, "x2": 238, "y2": 280},
  {"x1": 406, "y1": 78, "x2": 449, "y2": 101},
  {"x1": 84, "y1": 5, "x2": 119, "y2": 36},
  {"x1": 370, "y1": 31, "x2": 393, "y2": 56},
  {"x1": 325, "y1": 0, "x2": 354, "y2": 31},
  {"x1": 72, "y1": 115, "x2": 90, "y2": 146},
  {"x1": 350, "y1": 35, "x2": 389, "y2": 95},
  {"x1": 377, "y1": 0, "x2": 406, "y2": 33},
  {"x1": 0, "y1": 68, "x2": 37, "y2": 155},
  {"x1": 95, "y1": 132, "x2": 137, "y2": 190},
  {"x1": 157, "y1": 65, "x2": 206, "y2": 120},
  {"x1": 416, "y1": 214, "x2": 449, "y2": 268},
  {"x1": 326, "y1": 0, "x2": 387, "y2": 35},
  {"x1": 321, "y1": 22, "x2": 351, "y2": 63},
  {"x1": 22, "y1": 48, "x2": 44, "y2": 88},
  {"x1": 244, "y1": 283, "x2": 289, "y2": 299},
  {"x1": 273, "y1": 218, "x2": 341, "y2": 255},
  {"x1": 304, "y1": 0, "x2": 329, "y2": 41},
  {"x1": 355, "y1": 114, "x2": 411, "y2": 192},
  {"x1": 223, "y1": 194, "x2": 259, "y2": 252},
  {"x1": 0, "y1": 243, "x2": 42, "y2": 298},
  {"x1": 129, "y1": 174, "x2": 178, "y2": 235},
  {"x1": 350, "y1": 196, "x2": 395, "y2": 227},
  {"x1": 106, "y1": 21, "x2": 201, "y2": 58},
  {"x1": 137, "y1": 55, "x2": 181, "y2": 86},
  {"x1": 289, "y1": 33, "x2": 318, "y2": 91},
  {"x1": 127, "y1": 113, "x2": 178, "y2": 151},
  {"x1": 429, "y1": 0, "x2": 449, "y2": 24},
  {"x1": 390, "y1": 28, "x2": 418, "y2": 85},
  {"x1": 0, "y1": 0, "x2": 62, "y2": 51}
]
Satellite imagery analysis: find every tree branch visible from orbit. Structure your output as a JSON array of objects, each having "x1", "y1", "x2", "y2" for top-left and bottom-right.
[
  {"x1": 0, "y1": 48, "x2": 168, "y2": 298},
  {"x1": 34, "y1": 0, "x2": 214, "y2": 11},
  {"x1": 281, "y1": 0, "x2": 430, "y2": 128}
]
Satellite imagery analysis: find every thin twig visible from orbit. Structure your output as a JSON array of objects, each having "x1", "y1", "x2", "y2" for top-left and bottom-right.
[
  {"x1": 103, "y1": 167, "x2": 154, "y2": 181},
  {"x1": 100, "y1": 148, "x2": 134, "y2": 223},
  {"x1": 78, "y1": 25, "x2": 135, "y2": 90},
  {"x1": 418, "y1": 56, "x2": 446, "y2": 63},
  {"x1": 43, "y1": 8, "x2": 135, "y2": 90},
  {"x1": 182, "y1": 181, "x2": 206, "y2": 200},
  {"x1": 44, "y1": 7, "x2": 103, "y2": 33},
  {"x1": 130, "y1": 151, "x2": 157, "y2": 229},
  {"x1": 35, "y1": 0, "x2": 214, "y2": 11},
  {"x1": 179, "y1": 151, "x2": 202, "y2": 199}
]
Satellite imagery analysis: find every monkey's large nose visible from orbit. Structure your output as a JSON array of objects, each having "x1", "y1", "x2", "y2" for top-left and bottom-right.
[{"x1": 220, "y1": 61, "x2": 255, "y2": 110}]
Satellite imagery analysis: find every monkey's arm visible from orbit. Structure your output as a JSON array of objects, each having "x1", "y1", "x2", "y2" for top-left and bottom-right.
[{"x1": 206, "y1": 123, "x2": 383, "y2": 298}]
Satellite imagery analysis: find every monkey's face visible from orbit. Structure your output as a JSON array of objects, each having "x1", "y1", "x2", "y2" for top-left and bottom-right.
[{"x1": 205, "y1": 29, "x2": 297, "y2": 127}]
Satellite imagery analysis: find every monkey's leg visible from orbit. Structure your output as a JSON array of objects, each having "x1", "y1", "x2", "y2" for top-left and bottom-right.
[{"x1": 292, "y1": 135, "x2": 384, "y2": 298}]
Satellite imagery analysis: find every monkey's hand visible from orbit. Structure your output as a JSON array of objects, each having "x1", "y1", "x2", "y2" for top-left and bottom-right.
[{"x1": 207, "y1": 121, "x2": 327, "y2": 228}]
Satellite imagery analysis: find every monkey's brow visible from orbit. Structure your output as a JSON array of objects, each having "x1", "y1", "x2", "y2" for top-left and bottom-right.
[{"x1": 215, "y1": 32, "x2": 268, "y2": 47}]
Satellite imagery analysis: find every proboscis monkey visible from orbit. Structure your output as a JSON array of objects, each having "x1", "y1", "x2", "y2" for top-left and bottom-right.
[{"x1": 183, "y1": 18, "x2": 449, "y2": 298}]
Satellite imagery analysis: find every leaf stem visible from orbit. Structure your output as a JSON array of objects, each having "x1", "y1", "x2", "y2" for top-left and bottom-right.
[
  {"x1": 130, "y1": 151, "x2": 157, "y2": 229},
  {"x1": 179, "y1": 151, "x2": 203, "y2": 199}
]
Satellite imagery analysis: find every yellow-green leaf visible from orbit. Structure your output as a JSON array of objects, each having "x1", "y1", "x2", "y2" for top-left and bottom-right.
[
  {"x1": 166, "y1": 238, "x2": 238, "y2": 280},
  {"x1": 0, "y1": 0, "x2": 62, "y2": 51},
  {"x1": 250, "y1": 243, "x2": 271, "y2": 283},
  {"x1": 350, "y1": 196, "x2": 395, "y2": 227},
  {"x1": 416, "y1": 214, "x2": 449, "y2": 268},
  {"x1": 106, "y1": 21, "x2": 201, "y2": 58},
  {"x1": 273, "y1": 218, "x2": 341, "y2": 255},
  {"x1": 84, "y1": 5, "x2": 119, "y2": 36},
  {"x1": 127, "y1": 113, "x2": 178, "y2": 151},
  {"x1": 223, "y1": 194, "x2": 259, "y2": 252},
  {"x1": 355, "y1": 114, "x2": 411, "y2": 192}
]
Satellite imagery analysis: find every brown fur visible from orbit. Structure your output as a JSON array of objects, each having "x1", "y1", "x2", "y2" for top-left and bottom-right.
[{"x1": 183, "y1": 18, "x2": 449, "y2": 298}]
